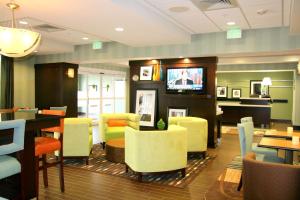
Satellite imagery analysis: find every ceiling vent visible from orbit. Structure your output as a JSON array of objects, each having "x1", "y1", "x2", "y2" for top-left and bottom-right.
[
  {"x1": 191, "y1": 0, "x2": 238, "y2": 11},
  {"x1": 33, "y1": 24, "x2": 65, "y2": 32}
]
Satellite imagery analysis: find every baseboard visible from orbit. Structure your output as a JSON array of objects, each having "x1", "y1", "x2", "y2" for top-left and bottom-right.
[
  {"x1": 293, "y1": 126, "x2": 300, "y2": 130},
  {"x1": 270, "y1": 119, "x2": 292, "y2": 123}
]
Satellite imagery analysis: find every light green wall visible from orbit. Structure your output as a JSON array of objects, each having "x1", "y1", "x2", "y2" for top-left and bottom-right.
[
  {"x1": 217, "y1": 71, "x2": 294, "y2": 120},
  {"x1": 14, "y1": 57, "x2": 36, "y2": 108},
  {"x1": 36, "y1": 27, "x2": 300, "y2": 64},
  {"x1": 294, "y1": 73, "x2": 300, "y2": 126}
]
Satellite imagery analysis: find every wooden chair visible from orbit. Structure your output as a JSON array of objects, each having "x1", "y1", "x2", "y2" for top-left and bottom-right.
[{"x1": 34, "y1": 110, "x2": 65, "y2": 199}]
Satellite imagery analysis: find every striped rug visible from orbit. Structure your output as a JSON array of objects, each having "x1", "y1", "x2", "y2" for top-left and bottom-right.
[{"x1": 63, "y1": 144, "x2": 215, "y2": 188}]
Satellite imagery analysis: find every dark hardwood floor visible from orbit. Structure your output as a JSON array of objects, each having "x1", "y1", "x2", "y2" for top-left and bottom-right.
[{"x1": 38, "y1": 134, "x2": 241, "y2": 200}]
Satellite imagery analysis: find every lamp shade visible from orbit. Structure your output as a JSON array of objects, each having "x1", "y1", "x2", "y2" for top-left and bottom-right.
[
  {"x1": 0, "y1": 26, "x2": 41, "y2": 58},
  {"x1": 262, "y1": 77, "x2": 272, "y2": 86}
]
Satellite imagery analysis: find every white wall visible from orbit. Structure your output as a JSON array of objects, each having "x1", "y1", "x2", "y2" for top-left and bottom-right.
[{"x1": 14, "y1": 57, "x2": 35, "y2": 108}]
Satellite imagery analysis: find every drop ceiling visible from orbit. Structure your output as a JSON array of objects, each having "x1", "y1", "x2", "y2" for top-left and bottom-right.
[{"x1": 0, "y1": 0, "x2": 297, "y2": 55}]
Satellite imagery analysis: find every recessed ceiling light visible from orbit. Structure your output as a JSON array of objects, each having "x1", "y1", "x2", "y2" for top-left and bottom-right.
[
  {"x1": 179, "y1": 56, "x2": 183, "y2": 58},
  {"x1": 169, "y1": 6, "x2": 189, "y2": 13},
  {"x1": 227, "y1": 21, "x2": 236, "y2": 26},
  {"x1": 19, "y1": 20, "x2": 28, "y2": 25},
  {"x1": 82, "y1": 37, "x2": 89, "y2": 40},
  {"x1": 115, "y1": 27, "x2": 124, "y2": 32}
]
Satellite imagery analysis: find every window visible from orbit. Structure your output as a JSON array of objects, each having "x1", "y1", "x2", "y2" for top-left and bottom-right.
[{"x1": 77, "y1": 73, "x2": 126, "y2": 121}]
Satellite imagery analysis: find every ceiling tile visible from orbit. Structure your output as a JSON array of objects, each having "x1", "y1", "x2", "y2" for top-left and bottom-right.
[
  {"x1": 205, "y1": 7, "x2": 250, "y2": 31},
  {"x1": 238, "y1": 0, "x2": 283, "y2": 28}
]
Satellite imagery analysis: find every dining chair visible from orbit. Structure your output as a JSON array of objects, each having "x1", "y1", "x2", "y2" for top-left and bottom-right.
[
  {"x1": 50, "y1": 106, "x2": 67, "y2": 113},
  {"x1": 243, "y1": 152, "x2": 300, "y2": 200},
  {"x1": 35, "y1": 110, "x2": 65, "y2": 198},
  {"x1": 237, "y1": 120, "x2": 284, "y2": 191},
  {"x1": 0, "y1": 119, "x2": 26, "y2": 199}
]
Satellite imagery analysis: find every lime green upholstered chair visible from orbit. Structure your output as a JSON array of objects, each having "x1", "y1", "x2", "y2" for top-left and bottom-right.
[
  {"x1": 168, "y1": 117, "x2": 208, "y2": 153},
  {"x1": 125, "y1": 125, "x2": 187, "y2": 181},
  {"x1": 55, "y1": 118, "x2": 93, "y2": 164},
  {"x1": 99, "y1": 113, "x2": 140, "y2": 147}
]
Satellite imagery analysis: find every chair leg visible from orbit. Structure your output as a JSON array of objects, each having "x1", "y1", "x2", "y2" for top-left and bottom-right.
[
  {"x1": 137, "y1": 172, "x2": 143, "y2": 182},
  {"x1": 237, "y1": 175, "x2": 243, "y2": 191},
  {"x1": 42, "y1": 155, "x2": 48, "y2": 187},
  {"x1": 59, "y1": 149, "x2": 65, "y2": 192},
  {"x1": 35, "y1": 156, "x2": 40, "y2": 200},
  {"x1": 125, "y1": 164, "x2": 129, "y2": 173},
  {"x1": 181, "y1": 168, "x2": 186, "y2": 178},
  {"x1": 85, "y1": 157, "x2": 89, "y2": 165},
  {"x1": 102, "y1": 142, "x2": 106, "y2": 149}
]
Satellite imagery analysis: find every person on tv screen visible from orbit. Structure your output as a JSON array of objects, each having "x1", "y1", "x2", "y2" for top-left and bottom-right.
[{"x1": 175, "y1": 69, "x2": 194, "y2": 85}]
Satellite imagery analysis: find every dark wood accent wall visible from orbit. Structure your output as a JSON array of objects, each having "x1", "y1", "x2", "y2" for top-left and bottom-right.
[
  {"x1": 129, "y1": 57, "x2": 218, "y2": 147},
  {"x1": 35, "y1": 62, "x2": 78, "y2": 117},
  {"x1": 0, "y1": 55, "x2": 14, "y2": 109}
]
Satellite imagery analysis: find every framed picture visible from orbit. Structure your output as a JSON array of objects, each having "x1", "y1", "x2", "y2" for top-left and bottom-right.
[
  {"x1": 217, "y1": 86, "x2": 227, "y2": 98},
  {"x1": 167, "y1": 107, "x2": 188, "y2": 118},
  {"x1": 135, "y1": 89, "x2": 157, "y2": 127},
  {"x1": 140, "y1": 66, "x2": 153, "y2": 80},
  {"x1": 250, "y1": 80, "x2": 269, "y2": 96},
  {"x1": 232, "y1": 88, "x2": 241, "y2": 98}
]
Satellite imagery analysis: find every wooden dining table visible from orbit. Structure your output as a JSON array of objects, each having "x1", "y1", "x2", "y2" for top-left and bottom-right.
[
  {"x1": 258, "y1": 137, "x2": 300, "y2": 164},
  {"x1": 0, "y1": 111, "x2": 61, "y2": 199},
  {"x1": 264, "y1": 130, "x2": 300, "y2": 139}
]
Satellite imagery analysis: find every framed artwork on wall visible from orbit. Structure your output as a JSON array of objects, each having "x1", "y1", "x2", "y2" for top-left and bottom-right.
[
  {"x1": 217, "y1": 86, "x2": 227, "y2": 98},
  {"x1": 232, "y1": 88, "x2": 241, "y2": 98},
  {"x1": 167, "y1": 107, "x2": 188, "y2": 118},
  {"x1": 135, "y1": 89, "x2": 157, "y2": 127},
  {"x1": 139, "y1": 66, "x2": 153, "y2": 80},
  {"x1": 250, "y1": 80, "x2": 269, "y2": 96}
]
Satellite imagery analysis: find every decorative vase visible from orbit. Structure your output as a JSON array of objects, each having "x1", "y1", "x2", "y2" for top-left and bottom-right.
[
  {"x1": 157, "y1": 118, "x2": 165, "y2": 130},
  {"x1": 159, "y1": 62, "x2": 164, "y2": 81}
]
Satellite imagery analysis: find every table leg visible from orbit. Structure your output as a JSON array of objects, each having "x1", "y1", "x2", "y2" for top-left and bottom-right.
[
  {"x1": 285, "y1": 150, "x2": 293, "y2": 164},
  {"x1": 23, "y1": 130, "x2": 36, "y2": 199}
]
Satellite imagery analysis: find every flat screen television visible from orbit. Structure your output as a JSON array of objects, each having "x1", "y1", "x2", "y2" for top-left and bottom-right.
[{"x1": 166, "y1": 67, "x2": 207, "y2": 94}]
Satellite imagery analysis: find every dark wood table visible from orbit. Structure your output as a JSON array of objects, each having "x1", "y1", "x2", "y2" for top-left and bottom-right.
[
  {"x1": 258, "y1": 137, "x2": 300, "y2": 164},
  {"x1": 106, "y1": 138, "x2": 125, "y2": 163},
  {"x1": 0, "y1": 112, "x2": 61, "y2": 199}
]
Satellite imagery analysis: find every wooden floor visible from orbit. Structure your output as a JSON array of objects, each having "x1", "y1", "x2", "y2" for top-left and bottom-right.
[
  {"x1": 39, "y1": 122, "x2": 291, "y2": 200},
  {"x1": 38, "y1": 134, "x2": 240, "y2": 200}
]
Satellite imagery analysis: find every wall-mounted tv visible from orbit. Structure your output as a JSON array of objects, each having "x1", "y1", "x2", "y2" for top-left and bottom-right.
[{"x1": 166, "y1": 67, "x2": 207, "y2": 94}]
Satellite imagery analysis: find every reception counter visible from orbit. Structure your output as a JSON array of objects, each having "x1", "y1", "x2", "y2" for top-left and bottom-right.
[{"x1": 218, "y1": 98, "x2": 271, "y2": 128}]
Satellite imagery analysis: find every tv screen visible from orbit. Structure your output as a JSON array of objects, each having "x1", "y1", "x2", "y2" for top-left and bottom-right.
[{"x1": 166, "y1": 67, "x2": 206, "y2": 93}]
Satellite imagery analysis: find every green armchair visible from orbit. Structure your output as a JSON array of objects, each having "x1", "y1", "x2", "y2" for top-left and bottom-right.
[
  {"x1": 125, "y1": 125, "x2": 187, "y2": 181},
  {"x1": 99, "y1": 113, "x2": 140, "y2": 147},
  {"x1": 168, "y1": 116, "x2": 208, "y2": 153},
  {"x1": 55, "y1": 118, "x2": 93, "y2": 164}
]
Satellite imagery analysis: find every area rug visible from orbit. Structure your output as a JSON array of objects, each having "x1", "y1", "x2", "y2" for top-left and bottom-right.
[
  {"x1": 204, "y1": 156, "x2": 243, "y2": 200},
  {"x1": 63, "y1": 144, "x2": 215, "y2": 188}
]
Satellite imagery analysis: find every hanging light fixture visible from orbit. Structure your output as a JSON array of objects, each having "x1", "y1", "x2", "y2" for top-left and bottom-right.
[{"x1": 0, "y1": 1, "x2": 41, "y2": 58}]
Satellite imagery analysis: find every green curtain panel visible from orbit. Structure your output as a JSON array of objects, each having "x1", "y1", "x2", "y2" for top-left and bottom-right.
[{"x1": 0, "y1": 55, "x2": 14, "y2": 109}]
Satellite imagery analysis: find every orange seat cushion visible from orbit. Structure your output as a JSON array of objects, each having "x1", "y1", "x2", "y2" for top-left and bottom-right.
[
  {"x1": 35, "y1": 137, "x2": 61, "y2": 156},
  {"x1": 107, "y1": 119, "x2": 128, "y2": 127}
]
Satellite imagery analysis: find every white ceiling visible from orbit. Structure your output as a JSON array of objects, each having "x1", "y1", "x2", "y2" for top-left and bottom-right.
[{"x1": 0, "y1": 0, "x2": 298, "y2": 55}]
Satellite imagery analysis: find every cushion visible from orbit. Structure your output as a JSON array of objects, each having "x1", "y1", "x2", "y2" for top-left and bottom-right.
[
  {"x1": 35, "y1": 137, "x2": 61, "y2": 156},
  {"x1": 107, "y1": 127, "x2": 125, "y2": 134},
  {"x1": 0, "y1": 155, "x2": 21, "y2": 179},
  {"x1": 107, "y1": 119, "x2": 128, "y2": 127}
]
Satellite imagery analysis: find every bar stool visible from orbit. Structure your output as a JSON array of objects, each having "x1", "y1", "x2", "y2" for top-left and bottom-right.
[{"x1": 35, "y1": 110, "x2": 65, "y2": 198}]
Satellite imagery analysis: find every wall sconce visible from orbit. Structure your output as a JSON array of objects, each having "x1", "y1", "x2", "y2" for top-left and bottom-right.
[{"x1": 66, "y1": 68, "x2": 74, "y2": 78}]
